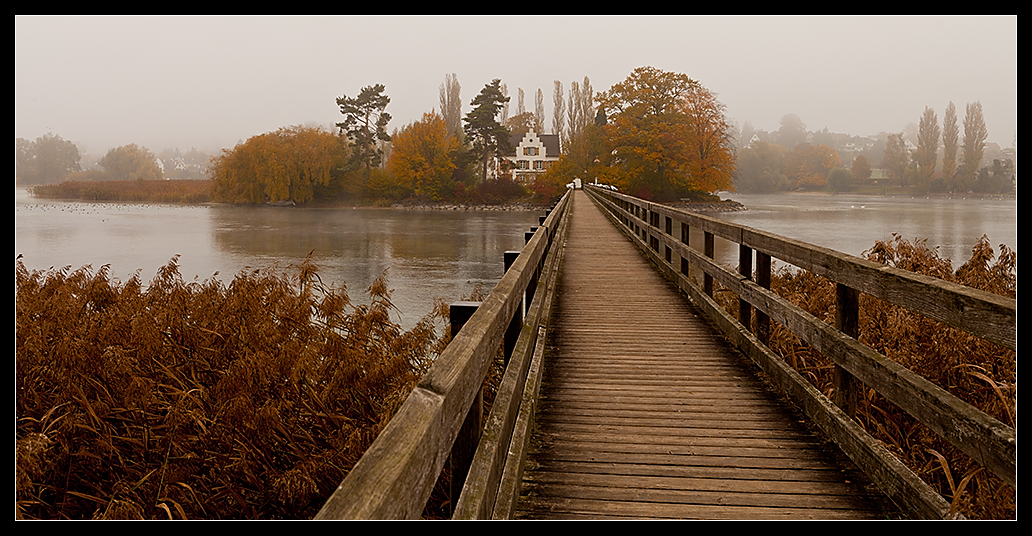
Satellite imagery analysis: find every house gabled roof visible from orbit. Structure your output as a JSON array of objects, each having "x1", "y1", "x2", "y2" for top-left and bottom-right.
[{"x1": 509, "y1": 130, "x2": 561, "y2": 158}]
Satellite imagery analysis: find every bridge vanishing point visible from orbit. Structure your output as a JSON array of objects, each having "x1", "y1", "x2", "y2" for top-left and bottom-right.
[{"x1": 313, "y1": 186, "x2": 1016, "y2": 520}]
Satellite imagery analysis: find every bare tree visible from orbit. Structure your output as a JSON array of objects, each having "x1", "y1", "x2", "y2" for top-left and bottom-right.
[
  {"x1": 439, "y1": 73, "x2": 463, "y2": 140},
  {"x1": 534, "y1": 88, "x2": 545, "y2": 133},
  {"x1": 567, "y1": 76, "x2": 594, "y2": 143},
  {"x1": 916, "y1": 106, "x2": 939, "y2": 190},
  {"x1": 961, "y1": 101, "x2": 988, "y2": 188},
  {"x1": 941, "y1": 101, "x2": 959, "y2": 186},
  {"x1": 499, "y1": 83, "x2": 510, "y2": 125},
  {"x1": 552, "y1": 80, "x2": 565, "y2": 150},
  {"x1": 567, "y1": 80, "x2": 581, "y2": 142}
]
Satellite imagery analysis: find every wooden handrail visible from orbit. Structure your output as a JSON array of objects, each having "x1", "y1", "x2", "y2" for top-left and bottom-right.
[
  {"x1": 584, "y1": 185, "x2": 1016, "y2": 518},
  {"x1": 314, "y1": 190, "x2": 573, "y2": 520}
]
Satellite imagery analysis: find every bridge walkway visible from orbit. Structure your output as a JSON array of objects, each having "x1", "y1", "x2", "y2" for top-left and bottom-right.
[{"x1": 515, "y1": 190, "x2": 899, "y2": 520}]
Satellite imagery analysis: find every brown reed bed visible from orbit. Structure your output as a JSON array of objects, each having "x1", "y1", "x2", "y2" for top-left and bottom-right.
[
  {"x1": 30, "y1": 179, "x2": 213, "y2": 204},
  {"x1": 15, "y1": 254, "x2": 452, "y2": 519},
  {"x1": 713, "y1": 234, "x2": 1016, "y2": 519}
]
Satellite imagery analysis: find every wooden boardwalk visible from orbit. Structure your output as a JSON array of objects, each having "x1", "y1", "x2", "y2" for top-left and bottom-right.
[{"x1": 515, "y1": 190, "x2": 899, "y2": 520}]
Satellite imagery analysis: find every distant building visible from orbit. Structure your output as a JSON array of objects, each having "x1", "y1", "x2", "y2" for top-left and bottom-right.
[{"x1": 503, "y1": 129, "x2": 560, "y2": 183}]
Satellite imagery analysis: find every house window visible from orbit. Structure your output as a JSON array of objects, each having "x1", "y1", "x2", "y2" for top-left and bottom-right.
[
  {"x1": 518, "y1": 160, "x2": 529, "y2": 169},
  {"x1": 523, "y1": 147, "x2": 538, "y2": 156},
  {"x1": 534, "y1": 161, "x2": 544, "y2": 170}
]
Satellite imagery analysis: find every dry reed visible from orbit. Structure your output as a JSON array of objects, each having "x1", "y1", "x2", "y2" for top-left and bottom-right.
[
  {"x1": 30, "y1": 179, "x2": 212, "y2": 204},
  {"x1": 16, "y1": 254, "x2": 450, "y2": 519},
  {"x1": 714, "y1": 234, "x2": 1015, "y2": 519}
]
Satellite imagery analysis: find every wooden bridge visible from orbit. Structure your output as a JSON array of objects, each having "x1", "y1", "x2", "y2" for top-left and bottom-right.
[{"x1": 314, "y1": 186, "x2": 1016, "y2": 520}]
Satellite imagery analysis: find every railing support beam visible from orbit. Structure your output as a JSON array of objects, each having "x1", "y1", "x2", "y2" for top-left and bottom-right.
[
  {"x1": 834, "y1": 284, "x2": 860, "y2": 419},
  {"x1": 448, "y1": 301, "x2": 484, "y2": 516}
]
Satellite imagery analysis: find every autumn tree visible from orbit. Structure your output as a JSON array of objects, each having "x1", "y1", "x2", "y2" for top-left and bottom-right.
[
  {"x1": 209, "y1": 125, "x2": 345, "y2": 204},
  {"x1": 336, "y1": 84, "x2": 392, "y2": 170},
  {"x1": 439, "y1": 73, "x2": 463, "y2": 141},
  {"x1": 505, "y1": 111, "x2": 536, "y2": 139},
  {"x1": 596, "y1": 66, "x2": 734, "y2": 200},
  {"x1": 386, "y1": 111, "x2": 460, "y2": 202},
  {"x1": 15, "y1": 133, "x2": 82, "y2": 185},
  {"x1": 463, "y1": 79, "x2": 511, "y2": 183},
  {"x1": 941, "y1": 101, "x2": 960, "y2": 188},
  {"x1": 99, "y1": 144, "x2": 163, "y2": 181},
  {"x1": 783, "y1": 143, "x2": 840, "y2": 190},
  {"x1": 679, "y1": 84, "x2": 737, "y2": 193},
  {"x1": 961, "y1": 101, "x2": 988, "y2": 191}
]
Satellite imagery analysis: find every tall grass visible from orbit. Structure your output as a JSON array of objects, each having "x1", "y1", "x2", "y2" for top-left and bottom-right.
[
  {"x1": 715, "y1": 234, "x2": 1016, "y2": 519},
  {"x1": 15, "y1": 254, "x2": 451, "y2": 519}
]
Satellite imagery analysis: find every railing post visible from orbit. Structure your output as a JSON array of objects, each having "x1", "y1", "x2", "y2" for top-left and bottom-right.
[
  {"x1": 503, "y1": 251, "x2": 523, "y2": 366},
  {"x1": 739, "y1": 245, "x2": 753, "y2": 331},
  {"x1": 834, "y1": 284, "x2": 860, "y2": 419},
  {"x1": 756, "y1": 252, "x2": 771, "y2": 345},
  {"x1": 680, "y1": 222, "x2": 690, "y2": 278},
  {"x1": 704, "y1": 232, "x2": 715, "y2": 297},
  {"x1": 525, "y1": 228, "x2": 538, "y2": 306},
  {"x1": 448, "y1": 301, "x2": 483, "y2": 517}
]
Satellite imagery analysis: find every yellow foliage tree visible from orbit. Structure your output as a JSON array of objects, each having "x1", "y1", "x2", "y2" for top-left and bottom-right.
[
  {"x1": 210, "y1": 125, "x2": 345, "y2": 204},
  {"x1": 386, "y1": 111, "x2": 460, "y2": 202}
]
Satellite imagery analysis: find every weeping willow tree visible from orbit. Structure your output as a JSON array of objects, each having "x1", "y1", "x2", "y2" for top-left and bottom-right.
[{"x1": 209, "y1": 125, "x2": 347, "y2": 204}]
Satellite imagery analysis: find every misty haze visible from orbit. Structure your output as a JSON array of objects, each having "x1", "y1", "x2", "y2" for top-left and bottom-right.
[{"x1": 15, "y1": 16, "x2": 1016, "y2": 521}]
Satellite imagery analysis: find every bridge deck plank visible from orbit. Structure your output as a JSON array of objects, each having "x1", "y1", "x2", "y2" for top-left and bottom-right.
[{"x1": 516, "y1": 190, "x2": 898, "y2": 520}]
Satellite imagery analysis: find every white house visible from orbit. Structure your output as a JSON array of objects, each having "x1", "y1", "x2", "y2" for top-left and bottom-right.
[{"x1": 503, "y1": 129, "x2": 560, "y2": 183}]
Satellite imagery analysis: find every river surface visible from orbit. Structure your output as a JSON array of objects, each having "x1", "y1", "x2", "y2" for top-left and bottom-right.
[
  {"x1": 712, "y1": 191, "x2": 1017, "y2": 272},
  {"x1": 15, "y1": 188, "x2": 1017, "y2": 328},
  {"x1": 15, "y1": 188, "x2": 543, "y2": 329}
]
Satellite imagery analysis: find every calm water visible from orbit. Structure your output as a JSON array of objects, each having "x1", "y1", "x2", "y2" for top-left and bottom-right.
[
  {"x1": 14, "y1": 188, "x2": 543, "y2": 328},
  {"x1": 712, "y1": 192, "x2": 1018, "y2": 271},
  {"x1": 15, "y1": 188, "x2": 1018, "y2": 328}
]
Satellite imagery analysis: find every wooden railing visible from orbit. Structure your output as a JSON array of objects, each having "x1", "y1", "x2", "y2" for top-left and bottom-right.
[
  {"x1": 314, "y1": 189, "x2": 573, "y2": 519},
  {"x1": 584, "y1": 184, "x2": 1016, "y2": 519}
]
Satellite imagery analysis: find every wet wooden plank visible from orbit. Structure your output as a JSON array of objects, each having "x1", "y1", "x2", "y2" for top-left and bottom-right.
[{"x1": 516, "y1": 190, "x2": 898, "y2": 520}]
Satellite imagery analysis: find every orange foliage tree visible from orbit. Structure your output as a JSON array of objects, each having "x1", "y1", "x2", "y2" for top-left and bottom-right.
[
  {"x1": 595, "y1": 66, "x2": 735, "y2": 201},
  {"x1": 210, "y1": 125, "x2": 346, "y2": 204},
  {"x1": 679, "y1": 85, "x2": 737, "y2": 193},
  {"x1": 783, "y1": 143, "x2": 841, "y2": 190}
]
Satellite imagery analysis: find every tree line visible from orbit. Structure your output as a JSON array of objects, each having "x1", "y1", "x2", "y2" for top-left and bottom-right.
[
  {"x1": 16, "y1": 134, "x2": 212, "y2": 186},
  {"x1": 21, "y1": 69, "x2": 1011, "y2": 203},
  {"x1": 735, "y1": 101, "x2": 1014, "y2": 195},
  {"x1": 207, "y1": 67, "x2": 740, "y2": 206}
]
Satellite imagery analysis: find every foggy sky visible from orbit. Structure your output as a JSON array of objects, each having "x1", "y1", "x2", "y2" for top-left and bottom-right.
[{"x1": 15, "y1": 15, "x2": 1017, "y2": 158}]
